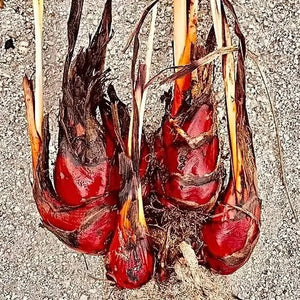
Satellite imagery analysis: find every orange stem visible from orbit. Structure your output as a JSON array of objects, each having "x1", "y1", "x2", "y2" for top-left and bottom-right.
[
  {"x1": 171, "y1": 0, "x2": 197, "y2": 116},
  {"x1": 23, "y1": 76, "x2": 41, "y2": 172}
]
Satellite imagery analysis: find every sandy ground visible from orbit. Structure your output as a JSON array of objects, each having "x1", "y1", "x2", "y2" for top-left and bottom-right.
[{"x1": 0, "y1": 0, "x2": 299, "y2": 299}]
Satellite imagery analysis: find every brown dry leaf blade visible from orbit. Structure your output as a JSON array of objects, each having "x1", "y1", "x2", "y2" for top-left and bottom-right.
[{"x1": 160, "y1": 46, "x2": 237, "y2": 85}]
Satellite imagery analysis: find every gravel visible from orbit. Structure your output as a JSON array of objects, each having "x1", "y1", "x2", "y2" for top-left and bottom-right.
[{"x1": 0, "y1": 0, "x2": 299, "y2": 299}]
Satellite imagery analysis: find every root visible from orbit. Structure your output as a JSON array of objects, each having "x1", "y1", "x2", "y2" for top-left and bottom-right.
[{"x1": 145, "y1": 195, "x2": 207, "y2": 278}]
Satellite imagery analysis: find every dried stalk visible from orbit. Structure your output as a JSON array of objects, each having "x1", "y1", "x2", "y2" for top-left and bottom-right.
[
  {"x1": 173, "y1": 0, "x2": 187, "y2": 65},
  {"x1": 139, "y1": 3, "x2": 158, "y2": 149},
  {"x1": 248, "y1": 50, "x2": 298, "y2": 222},
  {"x1": 210, "y1": 0, "x2": 240, "y2": 194},
  {"x1": 32, "y1": 0, "x2": 44, "y2": 137},
  {"x1": 126, "y1": 0, "x2": 158, "y2": 156}
]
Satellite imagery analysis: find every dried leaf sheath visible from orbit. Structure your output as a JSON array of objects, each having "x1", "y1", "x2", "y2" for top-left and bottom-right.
[
  {"x1": 23, "y1": 0, "x2": 120, "y2": 254},
  {"x1": 200, "y1": 0, "x2": 261, "y2": 274}
]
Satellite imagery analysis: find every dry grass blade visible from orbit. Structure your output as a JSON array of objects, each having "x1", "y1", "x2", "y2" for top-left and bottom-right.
[
  {"x1": 32, "y1": 0, "x2": 44, "y2": 137},
  {"x1": 161, "y1": 46, "x2": 237, "y2": 84},
  {"x1": 123, "y1": 0, "x2": 159, "y2": 53},
  {"x1": 125, "y1": 0, "x2": 158, "y2": 157},
  {"x1": 139, "y1": 3, "x2": 158, "y2": 149},
  {"x1": 248, "y1": 50, "x2": 298, "y2": 223}
]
